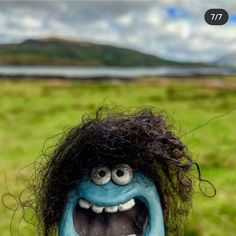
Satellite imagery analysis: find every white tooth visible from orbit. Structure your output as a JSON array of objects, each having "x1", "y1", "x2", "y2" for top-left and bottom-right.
[
  {"x1": 121, "y1": 234, "x2": 136, "y2": 236},
  {"x1": 105, "y1": 205, "x2": 118, "y2": 213},
  {"x1": 79, "y1": 199, "x2": 91, "y2": 209},
  {"x1": 118, "y1": 199, "x2": 135, "y2": 212},
  {"x1": 91, "y1": 204, "x2": 104, "y2": 213}
]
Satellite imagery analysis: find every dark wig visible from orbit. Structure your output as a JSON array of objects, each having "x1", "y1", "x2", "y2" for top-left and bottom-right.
[{"x1": 33, "y1": 108, "x2": 194, "y2": 235}]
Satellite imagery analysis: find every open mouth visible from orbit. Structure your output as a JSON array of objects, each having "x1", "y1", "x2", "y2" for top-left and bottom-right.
[{"x1": 73, "y1": 198, "x2": 149, "y2": 236}]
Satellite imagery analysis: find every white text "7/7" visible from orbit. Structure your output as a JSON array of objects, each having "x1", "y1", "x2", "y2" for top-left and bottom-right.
[{"x1": 211, "y1": 14, "x2": 222, "y2": 21}]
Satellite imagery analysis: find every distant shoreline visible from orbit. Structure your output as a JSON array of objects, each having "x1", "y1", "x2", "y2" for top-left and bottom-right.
[
  {"x1": 0, "y1": 74, "x2": 135, "y2": 81},
  {"x1": 1, "y1": 74, "x2": 235, "y2": 82}
]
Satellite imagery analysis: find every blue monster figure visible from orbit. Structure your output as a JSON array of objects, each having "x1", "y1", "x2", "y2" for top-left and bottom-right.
[
  {"x1": 59, "y1": 167, "x2": 164, "y2": 236},
  {"x1": 34, "y1": 109, "x2": 194, "y2": 236}
]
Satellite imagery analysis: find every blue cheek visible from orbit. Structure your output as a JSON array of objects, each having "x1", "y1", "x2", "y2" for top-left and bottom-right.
[{"x1": 59, "y1": 173, "x2": 165, "y2": 236}]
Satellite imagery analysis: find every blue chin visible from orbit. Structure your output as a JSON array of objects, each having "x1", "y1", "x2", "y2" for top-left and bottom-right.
[{"x1": 59, "y1": 173, "x2": 165, "y2": 236}]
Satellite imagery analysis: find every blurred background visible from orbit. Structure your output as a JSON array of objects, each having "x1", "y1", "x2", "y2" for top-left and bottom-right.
[{"x1": 0, "y1": 1, "x2": 236, "y2": 235}]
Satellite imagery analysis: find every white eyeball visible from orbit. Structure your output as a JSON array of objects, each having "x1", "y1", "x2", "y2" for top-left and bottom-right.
[
  {"x1": 112, "y1": 164, "x2": 133, "y2": 185},
  {"x1": 91, "y1": 166, "x2": 111, "y2": 185}
]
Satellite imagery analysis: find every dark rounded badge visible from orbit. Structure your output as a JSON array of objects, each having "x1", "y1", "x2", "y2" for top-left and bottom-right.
[{"x1": 204, "y1": 9, "x2": 228, "y2": 25}]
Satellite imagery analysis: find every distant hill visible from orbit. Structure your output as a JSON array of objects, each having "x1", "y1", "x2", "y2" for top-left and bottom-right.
[
  {"x1": 0, "y1": 38, "x2": 202, "y2": 67},
  {"x1": 214, "y1": 53, "x2": 236, "y2": 67}
]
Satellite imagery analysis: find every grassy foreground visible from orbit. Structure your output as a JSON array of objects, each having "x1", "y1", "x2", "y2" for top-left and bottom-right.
[{"x1": 0, "y1": 77, "x2": 236, "y2": 235}]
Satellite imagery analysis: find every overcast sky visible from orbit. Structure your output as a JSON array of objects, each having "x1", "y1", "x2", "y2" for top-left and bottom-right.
[{"x1": 0, "y1": 0, "x2": 236, "y2": 62}]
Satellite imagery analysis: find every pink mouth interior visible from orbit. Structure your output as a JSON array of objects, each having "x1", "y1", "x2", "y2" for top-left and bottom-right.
[{"x1": 73, "y1": 199, "x2": 149, "y2": 236}]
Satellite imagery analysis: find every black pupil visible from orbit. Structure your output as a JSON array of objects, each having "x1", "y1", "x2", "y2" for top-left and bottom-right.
[
  {"x1": 116, "y1": 169, "x2": 124, "y2": 177},
  {"x1": 99, "y1": 169, "x2": 107, "y2": 178}
]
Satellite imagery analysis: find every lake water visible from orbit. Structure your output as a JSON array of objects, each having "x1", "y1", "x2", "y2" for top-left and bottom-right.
[{"x1": 0, "y1": 66, "x2": 235, "y2": 78}]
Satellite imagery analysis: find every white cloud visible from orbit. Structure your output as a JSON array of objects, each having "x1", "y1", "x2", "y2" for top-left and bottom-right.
[
  {"x1": 92, "y1": 20, "x2": 110, "y2": 30},
  {"x1": 144, "y1": 8, "x2": 164, "y2": 26},
  {"x1": 21, "y1": 16, "x2": 42, "y2": 29},
  {"x1": 116, "y1": 14, "x2": 133, "y2": 26}
]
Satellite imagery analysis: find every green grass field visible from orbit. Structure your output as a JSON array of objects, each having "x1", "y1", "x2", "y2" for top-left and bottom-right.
[{"x1": 1, "y1": 77, "x2": 236, "y2": 235}]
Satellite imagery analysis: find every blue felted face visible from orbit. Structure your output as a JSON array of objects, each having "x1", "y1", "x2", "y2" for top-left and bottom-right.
[{"x1": 59, "y1": 164, "x2": 165, "y2": 236}]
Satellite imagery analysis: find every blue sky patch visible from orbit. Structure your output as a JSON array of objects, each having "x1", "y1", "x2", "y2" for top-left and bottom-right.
[
  {"x1": 229, "y1": 14, "x2": 236, "y2": 23},
  {"x1": 166, "y1": 7, "x2": 187, "y2": 18}
]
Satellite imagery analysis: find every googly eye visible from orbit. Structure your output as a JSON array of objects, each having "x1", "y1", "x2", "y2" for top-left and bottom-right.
[
  {"x1": 91, "y1": 166, "x2": 111, "y2": 185},
  {"x1": 112, "y1": 164, "x2": 133, "y2": 185}
]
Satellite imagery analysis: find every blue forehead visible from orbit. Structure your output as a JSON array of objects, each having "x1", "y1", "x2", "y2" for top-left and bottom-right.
[{"x1": 59, "y1": 172, "x2": 165, "y2": 236}]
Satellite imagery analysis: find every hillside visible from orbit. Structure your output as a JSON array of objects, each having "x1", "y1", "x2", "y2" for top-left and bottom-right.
[
  {"x1": 214, "y1": 53, "x2": 236, "y2": 67},
  {"x1": 0, "y1": 38, "x2": 200, "y2": 67}
]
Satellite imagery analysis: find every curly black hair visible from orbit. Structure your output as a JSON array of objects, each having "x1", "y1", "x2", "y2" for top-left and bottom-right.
[{"x1": 32, "y1": 108, "x2": 194, "y2": 236}]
